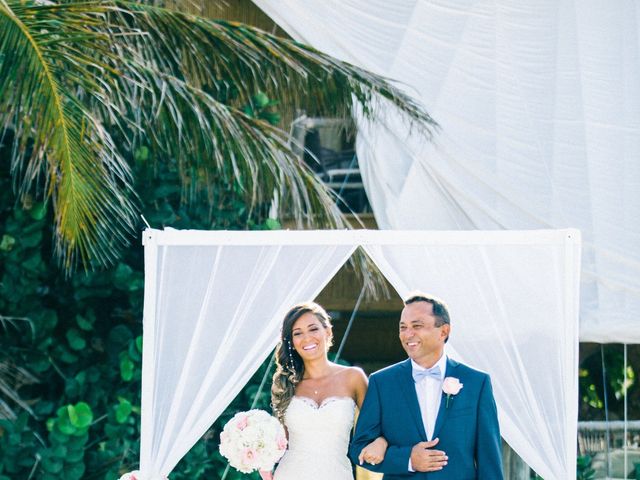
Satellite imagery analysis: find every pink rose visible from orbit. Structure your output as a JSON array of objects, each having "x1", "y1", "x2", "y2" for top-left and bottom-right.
[
  {"x1": 442, "y1": 377, "x2": 463, "y2": 395},
  {"x1": 442, "y1": 377, "x2": 463, "y2": 408},
  {"x1": 236, "y1": 415, "x2": 249, "y2": 430},
  {"x1": 118, "y1": 471, "x2": 152, "y2": 480},
  {"x1": 242, "y1": 448, "x2": 256, "y2": 464},
  {"x1": 276, "y1": 434, "x2": 287, "y2": 451}
]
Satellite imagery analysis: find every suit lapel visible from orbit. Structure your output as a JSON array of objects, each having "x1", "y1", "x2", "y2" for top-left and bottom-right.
[
  {"x1": 432, "y1": 357, "x2": 459, "y2": 439},
  {"x1": 398, "y1": 359, "x2": 428, "y2": 441}
]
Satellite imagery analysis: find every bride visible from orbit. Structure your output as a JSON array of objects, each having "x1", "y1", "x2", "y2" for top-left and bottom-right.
[{"x1": 269, "y1": 302, "x2": 387, "y2": 480}]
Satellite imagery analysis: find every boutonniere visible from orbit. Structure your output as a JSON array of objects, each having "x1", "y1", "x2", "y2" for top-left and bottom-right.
[{"x1": 442, "y1": 377, "x2": 463, "y2": 408}]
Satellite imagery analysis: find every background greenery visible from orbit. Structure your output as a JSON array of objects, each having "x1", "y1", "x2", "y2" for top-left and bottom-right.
[
  {"x1": 0, "y1": 91, "x2": 281, "y2": 479},
  {"x1": 1, "y1": 122, "x2": 638, "y2": 479},
  {"x1": 0, "y1": 1, "x2": 637, "y2": 479}
]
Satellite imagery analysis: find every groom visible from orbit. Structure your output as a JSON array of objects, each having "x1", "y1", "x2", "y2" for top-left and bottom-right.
[{"x1": 349, "y1": 293, "x2": 503, "y2": 479}]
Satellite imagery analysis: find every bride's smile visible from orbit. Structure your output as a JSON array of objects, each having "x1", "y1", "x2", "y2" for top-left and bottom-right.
[{"x1": 290, "y1": 312, "x2": 332, "y2": 360}]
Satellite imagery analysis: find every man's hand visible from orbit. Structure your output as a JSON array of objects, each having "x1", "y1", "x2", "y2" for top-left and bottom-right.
[{"x1": 410, "y1": 438, "x2": 448, "y2": 472}]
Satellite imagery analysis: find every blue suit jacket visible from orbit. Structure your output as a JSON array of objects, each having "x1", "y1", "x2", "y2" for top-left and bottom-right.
[{"x1": 349, "y1": 357, "x2": 503, "y2": 479}]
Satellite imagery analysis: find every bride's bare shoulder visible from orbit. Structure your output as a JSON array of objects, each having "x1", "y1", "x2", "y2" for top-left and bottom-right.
[{"x1": 332, "y1": 364, "x2": 367, "y2": 386}]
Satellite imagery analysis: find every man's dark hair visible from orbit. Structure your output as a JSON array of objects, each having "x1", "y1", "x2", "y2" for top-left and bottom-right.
[{"x1": 404, "y1": 293, "x2": 451, "y2": 328}]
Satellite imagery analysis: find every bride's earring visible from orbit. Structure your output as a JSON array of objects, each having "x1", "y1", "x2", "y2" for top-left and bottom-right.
[{"x1": 287, "y1": 340, "x2": 297, "y2": 377}]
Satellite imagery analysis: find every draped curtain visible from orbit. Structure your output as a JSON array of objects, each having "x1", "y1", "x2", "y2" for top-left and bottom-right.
[
  {"x1": 140, "y1": 229, "x2": 356, "y2": 478},
  {"x1": 363, "y1": 231, "x2": 580, "y2": 480},
  {"x1": 139, "y1": 229, "x2": 580, "y2": 480},
  {"x1": 253, "y1": 0, "x2": 640, "y2": 344}
]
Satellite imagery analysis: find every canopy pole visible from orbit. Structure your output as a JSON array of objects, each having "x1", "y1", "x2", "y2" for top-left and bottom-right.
[
  {"x1": 601, "y1": 345, "x2": 611, "y2": 478},
  {"x1": 334, "y1": 284, "x2": 366, "y2": 362},
  {"x1": 624, "y1": 343, "x2": 628, "y2": 478}
]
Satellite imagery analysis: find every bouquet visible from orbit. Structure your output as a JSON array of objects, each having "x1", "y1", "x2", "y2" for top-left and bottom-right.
[
  {"x1": 118, "y1": 471, "x2": 167, "y2": 480},
  {"x1": 219, "y1": 409, "x2": 287, "y2": 475}
]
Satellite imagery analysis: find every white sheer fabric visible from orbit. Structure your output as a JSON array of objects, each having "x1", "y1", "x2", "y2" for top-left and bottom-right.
[
  {"x1": 363, "y1": 230, "x2": 581, "y2": 480},
  {"x1": 139, "y1": 228, "x2": 580, "y2": 480},
  {"x1": 253, "y1": 0, "x2": 640, "y2": 344},
  {"x1": 139, "y1": 229, "x2": 356, "y2": 479}
]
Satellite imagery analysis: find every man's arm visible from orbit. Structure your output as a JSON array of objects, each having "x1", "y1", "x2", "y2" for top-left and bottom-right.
[
  {"x1": 349, "y1": 375, "x2": 413, "y2": 475},
  {"x1": 475, "y1": 375, "x2": 504, "y2": 479}
]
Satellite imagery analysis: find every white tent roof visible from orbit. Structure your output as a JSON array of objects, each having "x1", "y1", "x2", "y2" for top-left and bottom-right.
[{"x1": 254, "y1": 0, "x2": 640, "y2": 343}]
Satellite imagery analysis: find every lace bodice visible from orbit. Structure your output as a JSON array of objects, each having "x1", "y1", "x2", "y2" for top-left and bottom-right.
[{"x1": 273, "y1": 396, "x2": 356, "y2": 480}]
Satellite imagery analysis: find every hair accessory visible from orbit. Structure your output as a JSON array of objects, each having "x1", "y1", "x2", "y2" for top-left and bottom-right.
[{"x1": 287, "y1": 339, "x2": 297, "y2": 377}]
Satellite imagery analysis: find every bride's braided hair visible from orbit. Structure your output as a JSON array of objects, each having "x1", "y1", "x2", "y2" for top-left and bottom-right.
[{"x1": 271, "y1": 302, "x2": 333, "y2": 423}]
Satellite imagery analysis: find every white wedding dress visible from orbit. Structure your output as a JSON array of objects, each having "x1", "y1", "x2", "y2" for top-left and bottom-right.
[{"x1": 273, "y1": 396, "x2": 356, "y2": 480}]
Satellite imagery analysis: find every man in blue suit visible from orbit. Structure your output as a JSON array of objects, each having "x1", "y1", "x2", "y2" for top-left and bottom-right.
[{"x1": 349, "y1": 293, "x2": 503, "y2": 479}]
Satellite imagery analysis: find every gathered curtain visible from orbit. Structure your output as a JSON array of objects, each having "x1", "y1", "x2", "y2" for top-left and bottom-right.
[
  {"x1": 140, "y1": 229, "x2": 357, "y2": 478},
  {"x1": 138, "y1": 228, "x2": 580, "y2": 480},
  {"x1": 363, "y1": 231, "x2": 580, "y2": 480}
]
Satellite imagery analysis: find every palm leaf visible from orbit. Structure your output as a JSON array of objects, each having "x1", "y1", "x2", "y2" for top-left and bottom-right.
[
  {"x1": 114, "y1": 1, "x2": 435, "y2": 129},
  {"x1": 1, "y1": 0, "x2": 437, "y2": 273},
  {"x1": 0, "y1": 0, "x2": 137, "y2": 269}
]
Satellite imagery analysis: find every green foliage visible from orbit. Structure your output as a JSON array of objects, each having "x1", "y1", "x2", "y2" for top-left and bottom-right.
[
  {"x1": 0, "y1": 413, "x2": 40, "y2": 477},
  {"x1": 579, "y1": 344, "x2": 639, "y2": 420},
  {"x1": 39, "y1": 403, "x2": 91, "y2": 479},
  {"x1": 576, "y1": 455, "x2": 595, "y2": 480},
  {"x1": 1, "y1": 0, "x2": 436, "y2": 273},
  {"x1": 243, "y1": 92, "x2": 281, "y2": 125},
  {"x1": 0, "y1": 112, "x2": 280, "y2": 478},
  {"x1": 530, "y1": 454, "x2": 617, "y2": 479}
]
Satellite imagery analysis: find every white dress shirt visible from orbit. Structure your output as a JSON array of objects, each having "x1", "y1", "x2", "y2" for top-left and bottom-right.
[
  {"x1": 412, "y1": 354, "x2": 447, "y2": 440},
  {"x1": 407, "y1": 354, "x2": 447, "y2": 472}
]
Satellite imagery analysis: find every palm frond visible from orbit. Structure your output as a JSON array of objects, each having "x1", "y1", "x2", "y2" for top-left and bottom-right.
[
  {"x1": 117, "y1": 64, "x2": 347, "y2": 227},
  {"x1": 106, "y1": 2, "x2": 436, "y2": 228},
  {"x1": 0, "y1": 316, "x2": 38, "y2": 419},
  {"x1": 1, "y1": 0, "x2": 437, "y2": 273},
  {"x1": 0, "y1": 0, "x2": 138, "y2": 269},
  {"x1": 114, "y1": 1, "x2": 436, "y2": 132}
]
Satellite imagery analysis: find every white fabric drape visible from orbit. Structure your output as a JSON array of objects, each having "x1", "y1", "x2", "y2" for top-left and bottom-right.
[
  {"x1": 363, "y1": 231, "x2": 581, "y2": 480},
  {"x1": 139, "y1": 228, "x2": 580, "y2": 480},
  {"x1": 140, "y1": 229, "x2": 356, "y2": 479},
  {"x1": 253, "y1": 0, "x2": 640, "y2": 344}
]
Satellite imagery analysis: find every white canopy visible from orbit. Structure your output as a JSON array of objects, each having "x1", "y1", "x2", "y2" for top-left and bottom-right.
[
  {"x1": 139, "y1": 228, "x2": 580, "y2": 480},
  {"x1": 253, "y1": 0, "x2": 640, "y2": 344}
]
